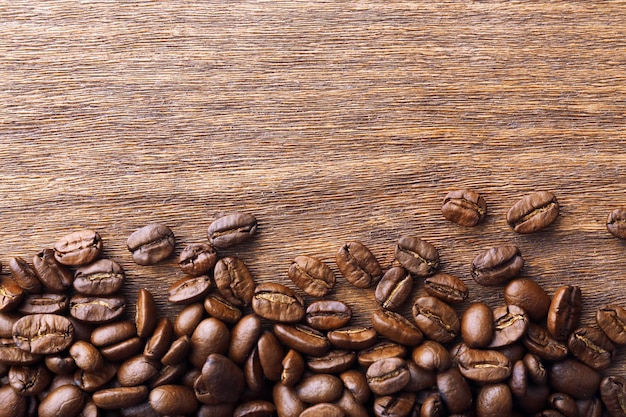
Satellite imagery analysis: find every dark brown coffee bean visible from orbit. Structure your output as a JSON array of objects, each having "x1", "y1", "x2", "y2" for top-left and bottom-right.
[
  {"x1": 17, "y1": 292, "x2": 68, "y2": 315},
  {"x1": 306, "y1": 349, "x2": 356, "y2": 374},
  {"x1": 149, "y1": 384, "x2": 199, "y2": 415},
  {"x1": 189, "y1": 317, "x2": 230, "y2": 368},
  {"x1": 8, "y1": 363, "x2": 52, "y2": 396},
  {"x1": 252, "y1": 282, "x2": 305, "y2": 323},
  {"x1": 488, "y1": 304, "x2": 528, "y2": 348},
  {"x1": 273, "y1": 383, "x2": 306, "y2": 417},
  {"x1": 547, "y1": 285, "x2": 582, "y2": 342},
  {"x1": 340, "y1": 369, "x2": 371, "y2": 404},
  {"x1": 8, "y1": 256, "x2": 42, "y2": 293},
  {"x1": 127, "y1": 223, "x2": 175, "y2": 265},
  {"x1": 366, "y1": 357, "x2": 410, "y2": 396},
  {"x1": 568, "y1": 326, "x2": 615, "y2": 371},
  {"x1": 508, "y1": 360, "x2": 527, "y2": 397},
  {"x1": 257, "y1": 330, "x2": 285, "y2": 381},
  {"x1": 476, "y1": 384, "x2": 513, "y2": 417},
  {"x1": 424, "y1": 272, "x2": 468, "y2": 304},
  {"x1": 33, "y1": 248, "x2": 74, "y2": 292},
  {"x1": 357, "y1": 341, "x2": 407, "y2": 368},
  {"x1": 405, "y1": 360, "x2": 436, "y2": 392},
  {"x1": 328, "y1": 326, "x2": 378, "y2": 351},
  {"x1": 214, "y1": 256, "x2": 255, "y2": 307},
  {"x1": 274, "y1": 324, "x2": 330, "y2": 357},
  {"x1": 196, "y1": 403, "x2": 237, "y2": 417},
  {"x1": 0, "y1": 337, "x2": 42, "y2": 365},
  {"x1": 0, "y1": 275, "x2": 23, "y2": 312},
  {"x1": 0, "y1": 378, "x2": 28, "y2": 415},
  {"x1": 93, "y1": 385, "x2": 149, "y2": 410},
  {"x1": 300, "y1": 403, "x2": 346, "y2": 417},
  {"x1": 76, "y1": 364, "x2": 123, "y2": 394},
  {"x1": 549, "y1": 359, "x2": 601, "y2": 399},
  {"x1": 100, "y1": 336, "x2": 144, "y2": 362},
  {"x1": 458, "y1": 349, "x2": 512, "y2": 383},
  {"x1": 288, "y1": 255, "x2": 336, "y2": 297},
  {"x1": 144, "y1": 317, "x2": 174, "y2": 360},
  {"x1": 38, "y1": 384, "x2": 85, "y2": 417},
  {"x1": 523, "y1": 322, "x2": 568, "y2": 361},
  {"x1": 596, "y1": 305, "x2": 626, "y2": 345},
  {"x1": 607, "y1": 208, "x2": 626, "y2": 239},
  {"x1": 373, "y1": 391, "x2": 416, "y2": 417},
  {"x1": 281, "y1": 349, "x2": 305, "y2": 386},
  {"x1": 69, "y1": 340, "x2": 104, "y2": 373},
  {"x1": 12, "y1": 313, "x2": 74, "y2": 354},
  {"x1": 507, "y1": 191, "x2": 559, "y2": 233},
  {"x1": 375, "y1": 266, "x2": 412, "y2": 311},
  {"x1": 174, "y1": 304, "x2": 204, "y2": 340},
  {"x1": 600, "y1": 376, "x2": 626, "y2": 417},
  {"x1": 0, "y1": 312, "x2": 19, "y2": 337},
  {"x1": 296, "y1": 373, "x2": 344, "y2": 403},
  {"x1": 150, "y1": 361, "x2": 188, "y2": 388},
  {"x1": 91, "y1": 320, "x2": 136, "y2": 347},
  {"x1": 523, "y1": 353, "x2": 547, "y2": 385},
  {"x1": 203, "y1": 294, "x2": 242, "y2": 324},
  {"x1": 45, "y1": 354, "x2": 76, "y2": 375},
  {"x1": 195, "y1": 353, "x2": 244, "y2": 404},
  {"x1": 577, "y1": 397, "x2": 603, "y2": 417},
  {"x1": 118, "y1": 354, "x2": 160, "y2": 386},
  {"x1": 441, "y1": 189, "x2": 487, "y2": 226},
  {"x1": 179, "y1": 242, "x2": 217, "y2": 276},
  {"x1": 233, "y1": 400, "x2": 277, "y2": 417},
  {"x1": 549, "y1": 392, "x2": 579, "y2": 417},
  {"x1": 372, "y1": 309, "x2": 423, "y2": 347},
  {"x1": 244, "y1": 346, "x2": 265, "y2": 393},
  {"x1": 412, "y1": 296, "x2": 459, "y2": 343},
  {"x1": 436, "y1": 368, "x2": 473, "y2": 414},
  {"x1": 334, "y1": 389, "x2": 369, "y2": 417},
  {"x1": 471, "y1": 245, "x2": 523, "y2": 286},
  {"x1": 229, "y1": 314, "x2": 262, "y2": 364},
  {"x1": 207, "y1": 212, "x2": 258, "y2": 248},
  {"x1": 516, "y1": 383, "x2": 551, "y2": 414},
  {"x1": 73, "y1": 258, "x2": 125, "y2": 296},
  {"x1": 394, "y1": 236, "x2": 439, "y2": 277},
  {"x1": 336, "y1": 241, "x2": 382, "y2": 289},
  {"x1": 54, "y1": 229, "x2": 103, "y2": 266},
  {"x1": 411, "y1": 340, "x2": 451, "y2": 372},
  {"x1": 305, "y1": 300, "x2": 352, "y2": 331},
  {"x1": 135, "y1": 288, "x2": 157, "y2": 339},
  {"x1": 461, "y1": 302, "x2": 494, "y2": 348},
  {"x1": 535, "y1": 411, "x2": 567, "y2": 417},
  {"x1": 421, "y1": 392, "x2": 444, "y2": 417},
  {"x1": 69, "y1": 294, "x2": 126, "y2": 324},
  {"x1": 504, "y1": 277, "x2": 551, "y2": 322}
]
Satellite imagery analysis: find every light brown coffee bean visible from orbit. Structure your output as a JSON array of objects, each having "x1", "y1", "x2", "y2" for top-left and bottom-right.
[
  {"x1": 69, "y1": 294, "x2": 126, "y2": 324},
  {"x1": 127, "y1": 223, "x2": 175, "y2": 265},
  {"x1": 296, "y1": 373, "x2": 344, "y2": 403},
  {"x1": 69, "y1": 340, "x2": 104, "y2": 373},
  {"x1": 38, "y1": 384, "x2": 85, "y2": 417},
  {"x1": 0, "y1": 383, "x2": 28, "y2": 416},
  {"x1": 300, "y1": 403, "x2": 346, "y2": 417},
  {"x1": 306, "y1": 349, "x2": 356, "y2": 374},
  {"x1": 523, "y1": 322, "x2": 568, "y2": 361},
  {"x1": 436, "y1": 368, "x2": 472, "y2": 414},
  {"x1": 167, "y1": 275, "x2": 212, "y2": 305},
  {"x1": 548, "y1": 392, "x2": 579, "y2": 417},
  {"x1": 117, "y1": 354, "x2": 160, "y2": 387},
  {"x1": 12, "y1": 313, "x2": 74, "y2": 354},
  {"x1": 273, "y1": 383, "x2": 306, "y2": 417},
  {"x1": 54, "y1": 229, "x2": 103, "y2": 266},
  {"x1": 507, "y1": 191, "x2": 559, "y2": 233},
  {"x1": 476, "y1": 384, "x2": 513, "y2": 417},
  {"x1": 179, "y1": 242, "x2": 218, "y2": 277},
  {"x1": 8, "y1": 363, "x2": 52, "y2": 396},
  {"x1": 550, "y1": 359, "x2": 602, "y2": 400},
  {"x1": 100, "y1": 337, "x2": 144, "y2": 362},
  {"x1": 0, "y1": 337, "x2": 42, "y2": 366},
  {"x1": 568, "y1": 326, "x2": 615, "y2": 371},
  {"x1": 233, "y1": 400, "x2": 277, "y2": 417},
  {"x1": 366, "y1": 358, "x2": 410, "y2": 396},
  {"x1": 458, "y1": 349, "x2": 512, "y2": 383},
  {"x1": 281, "y1": 349, "x2": 305, "y2": 386},
  {"x1": 207, "y1": 212, "x2": 258, "y2": 249},
  {"x1": 336, "y1": 241, "x2": 382, "y2": 289},
  {"x1": 357, "y1": 341, "x2": 407, "y2": 368},
  {"x1": 91, "y1": 320, "x2": 137, "y2": 347},
  {"x1": 228, "y1": 314, "x2": 262, "y2": 364},
  {"x1": 327, "y1": 326, "x2": 378, "y2": 351},
  {"x1": 257, "y1": 330, "x2": 285, "y2": 382},
  {"x1": 340, "y1": 369, "x2": 371, "y2": 404},
  {"x1": 596, "y1": 305, "x2": 626, "y2": 345},
  {"x1": 373, "y1": 391, "x2": 416, "y2": 417},
  {"x1": 149, "y1": 384, "x2": 199, "y2": 415},
  {"x1": 288, "y1": 255, "x2": 336, "y2": 297},
  {"x1": 73, "y1": 258, "x2": 125, "y2": 296},
  {"x1": 600, "y1": 376, "x2": 626, "y2": 417},
  {"x1": 274, "y1": 324, "x2": 330, "y2": 357},
  {"x1": 203, "y1": 294, "x2": 242, "y2": 324},
  {"x1": 0, "y1": 275, "x2": 23, "y2": 312},
  {"x1": 17, "y1": 292, "x2": 69, "y2": 315},
  {"x1": 174, "y1": 302, "x2": 205, "y2": 338}
]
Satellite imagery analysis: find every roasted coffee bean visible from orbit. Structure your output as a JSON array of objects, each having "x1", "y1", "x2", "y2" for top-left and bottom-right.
[
  {"x1": 461, "y1": 302, "x2": 493, "y2": 348},
  {"x1": 229, "y1": 314, "x2": 262, "y2": 364},
  {"x1": 100, "y1": 336, "x2": 144, "y2": 362},
  {"x1": 149, "y1": 384, "x2": 199, "y2": 415},
  {"x1": 0, "y1": 312, "x2": 19, "y2": 337},
  {"x1": 489, "y1": 304, "x2": 528, "y2": 348},
  {"x1": 195, "y1": 353, "x2": 244, "y2": 404},
  {"x1": 372, "y1": 309, "x2": 423, "y2": 347},
  {"x1": 117, "y1": 354, "x2": 160, "y2": 386},
  {"x1": 441, "y1": 189, "x2": 487, "y2": 227},
  {"x1": 596, "y1": 305, "x2": 626, "y2": 345},
  {"x1": 549, "y1": 359, "x2": 601, "y2": 400},
  {"x1": 508, "y1": 360, "x2": 527, "y2": 397},
  {"x1": 203, "y1": 294, "x2": 242, "y2": 324},
  {"x1": 436, "y1": 368, "x2": 473, "y2": 414},
  {"x1": 507, "y1": 191, "x2": 559, "y2": 233},
  {"x1": 412, "y1": 296, "x2": 459, "y2": 343},
  {"x1": 8, "y1": 363, "x2": 52, "y2": 396},
  {"x1": 273, "y1": 383, "x2": 306, "y2": 417},
  {"x1": 174, "y1": 302, "x2": 205, "y2": 338},
  {"x1": 411, "y1": 340, "x2": 451, "y2": 372},
  {"x1": 471, "y1": 245, "x2": 523, "y2": 286},
  {"x1": 300, "y1": 403, "x2": 346, "y2": 417},
  {"x1": 207, "y1": 212, "x2": 258, "y2": 248},
  {"x1": 424, "y1": 272, "x2": 468, "y2": 304},
  {"x1": 93, "y1": 385, "x2": 149, "y2": 410},
  {"x1": 0, "y1": 337, "x2": 42, "y2": 365},
  {"x1": 45, "y1": 354, "x2": 76, "y2": 375},
  {"x1": 328, "y1": 326, "x2": 378, "y2": 350},
  {"x1": 91, "y1": 320, "x2": 136, "y2": 347},
  {"x1": 366, "y1": 357, "x2": 410, "y2": 396},
  {"x1": 17, "y1": 292, "x2": 69, "y2": 315},
  {"x1": 476, "y1": 384, "x2": 513, "y2": 417},
  {"x1": 305, "y1": 300, "x2": 352, "y2": 331},
  {"x1": 340, "y1": 369, "x2": 371, "y2": 404},
  {"x1": 54, "y1": 229, "x2": 103, "y2": 266},
  {"x1": 373, "y1": 391, "x2": 416, "y2": 417},
  {"x1": 357, "y1": 341, "x2": 407, "y2": 368},
  {"x1": 135, "y1": 288, "x2": 157, "y2": 338},
  {"x1": 69, "y1": 294, "x2": 126, "y2": 324},
  {"x1": 523, "y1": 322, "x2": 568, "y2": 361},
  {"x1": 8, "y1": 256, "x2": 42, "y2": 293},
  {"x1": 549, "y1": 392, "x2": 579, "y2": 417},
  {"x1": 245, "y1": 346, "x2": 265, "y2": 393},
  {"x1": 516, "y1": 383, "x2": 551, "y2": 414},
  {"x1": 523, "y1": 353, "x2": 547, "y2": 385},
  {"x1": 547, "y1": 285, "x2": 582, "y2": 342},
  {"x1": 336, "y1": 241, "x2": 382, "y2": 289},
  {"x1": 144, "y1": 317, "x2": 174, "y2": 360},
  {"x1": 281, "y1": 349, "x2": 305, "y2": 385},
  {"x1": 458, "y1": 349, "x2": 512, "y2": 383},
  {"x1": 0, "y1": 275, "x2": 23, "y2": 312},
  {"x1": 150, "y1": 361, "x2": 188, "y2": 388},
  {"x1": 196, "y1": 403, "x2": 237, "y2": 417},
  {"x1": 274, "y1": 324, "x2": 330, "y2": 357},
  {"x1": 394, "y1": 236, "x2": 439, "y2": 277},
  {"x1": 306, "y1": 349, "x2": 356, "y2": 374},
  {"x1": 288, "y1": 255, "x2": 336, "y2": 297},
  {"x1": 69, "y1": 340, "x2": 104, "y2": 373},
  {"x1": 296, "y1": 373, "x2": 344, "y2": 403},
  {"x1": 504, "y1": 277, "x2": 551, "y2": 322},
  {"x1": 73, "y1": 258, "x2": 125, "y2": 296},
  {"x1": 375, "y1": 266, "x2": 412, "y2": 311},
  {"x1": 179, "y1": 242, "x2": 218, "y2": 276},
  {"x1": 127, "y1": 223, "x2": 175, "y2": 265},
  {"x1": 405, "y1": 360, "x2": 437, "y2": 392},
  {"x1": 568, "y1": 326, "x2": 615, "y2": 371},
  {"x1": 38, "y1": 384, "x2": 85, "y2": 417},
  {"x1": 257, "y1": 330, "x2": 285, "y2": 381},
  {"x1": 600, "y1": 376, "x2": 626, "y2": 417},
  {"x1": 12, "y1": 313, "x2": 74, "y2": 354},
  {"x1": 334, "y1": 389, "x2": 369, "y2": 417},
  {"x1": 421, "y1": 392, "x2": 444, "y2": 417},
  {"x1": 252, "y1": 282, "x2": 305, "y2": 323},
  {"x1": 577, "y1": 397, "x2": 604, "y2": 417},
  {"x1": 607, "y1": 208, "x2": 626, "y2": 239},
  {"x1": 189, "y1": 317, "x2": 230, "y2": 368},
  {"x1": 33, "y1": 248, "x2": 74, "y2": 292},
  {"x1": 234, "y1": 400, "x2": 277, "y2": 417},
  {"x1": 213, "y1": 256, "x2": 255, "y2": 307}
]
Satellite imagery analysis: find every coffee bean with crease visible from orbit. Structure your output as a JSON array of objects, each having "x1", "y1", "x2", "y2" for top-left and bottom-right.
[
  {"x1": 600, "y1": 376, "x2": 626, "y2": 417},
  {"x1": 73, "y1": 258, "x2": 125, "y2": 296},
  {"x1": 273, "y1": 324, "x2": 329, "y2": 357},
  {"x1": 424, "y1": 272, "x2": 468, "y2": 304},
  {"x1": 305, "y1": 300, "x2": 352, "y2": 331},
  {"x1": 288, "y1": 255, "x2": 336, "y2": 297},
  {"x1": 395, "y1": 236, "x2": 439, "y2": 277},
  {"x1": 441, "y1": 189, "x2": 487, "y2": 226},
  {"x1": 374, "y1": 266, "x2": 412, "y2": 311},
  {"x1": 457, "y1": 349, "x2": 512, "y2": 383},
  {"x1": 207, "y1": 212, "x2": 258, "y2": 249},
  {"x1": 178, "y1": 243, "x2": 217, "y2": 277},
  {"x1": 547, "y1": 285, "x2": 582, "y2": 342},
  {"x1": 214, "y1": 256, "x2": 255, "y2": 307},
  {"x1": 127, "y1": 223, "x2": 175, "y2": 266},
  {"x1": 607, "y1": 208, "x2": 626, "y2": 240},
  {"x1": 8, "y1": 256, "x2": 42, "y2": 293},
  {"x1": 327, "y1": 326, "x2": 378, "y2": 351},
  {"x1": 69, "y1": 294, "x2": 126, "y2": 324},
  {"x1": 412, "y1": 296, "x2": 459, "y2": 344},
  {"x1": 252, "y1": 282, "x2": 305, "y2": 323},
  {"x1": 507, "y1": 191, "x2": 559, "y2": 233},
  {"x1": 373, "y1": 391, "x2": 416, "y2": 417},
  {"x1": 296, "y1": 373, "x2": 344, "y2": 403},
  {"x1": 357, "y1": 341, "x2": 407, "y2": 368},
  {"x1": 12, "y1": 313, "x2": 74, "y2": 355},
  {"x1": 471, "y1": 245, "x2": 523, "y2": 286},
  {"x1": 336, "y1": 241, "x2": 382, "y2": 289},
  {"x1": 596, "y1": 305, "x2": 626, "y2": 345},
  {"x1": 488, "y1": 304, "x2": 528, "y2": 348},
  {"x1": 568, "y1": 326, "x2": 615, "y2": 371},
  {"x1": 306, "y1": 349, "x2": 356, "y2": 374},
  {"x1": 371, "y1": 309, "x2": 423, "y2": 347},
  {"x1": 33, "y1": 249, "x2": 74, "y2": 292},
  {"x1": 366, "y1": 357, "x2": 410, "y2": 396},
  {"x1": 523, "y1": 322, "x2": 568, "y2": 361},
  {"x1": 53, "y1": 229, "x2": 103, "y2": 266},
  {"x1": 167, "y1": 275, "x2": 212, "y2": 305},
  {"x1": 18, "y1": 292, "x2": 68, "y2": 315}
]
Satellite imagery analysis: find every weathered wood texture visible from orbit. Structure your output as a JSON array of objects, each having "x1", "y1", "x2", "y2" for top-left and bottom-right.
[{"x1": 1, "y1": 1, "x2": 626, "y2": 373}]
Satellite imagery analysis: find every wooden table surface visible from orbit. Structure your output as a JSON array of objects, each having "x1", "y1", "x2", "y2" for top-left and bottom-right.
[{"x1": 1, "y1": 1, "x2": 626, "y2": 376}]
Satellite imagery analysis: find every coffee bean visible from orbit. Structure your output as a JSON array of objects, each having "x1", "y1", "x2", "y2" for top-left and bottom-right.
[
  {"x1": 54, "y1": 229, "x2": 103, "y2": 266},
  {"x1": 189, "y1": 317, "x2": 230, "y2": 368},
  {"x1": 436, "y1": 367, "x2": 473, "y2": 414},
  {"x1": 233, "y1": 400, "x2": 277, "y2": 417},
  {"x1": 421, "y1": 393, "x2": 443, "y2": 417},
  {"x1": 33, "y1": 248, "x2": 74, "y2": 292},
  {"x1": 504, "y1": 277, "x2": 551, "y2": 322},
  {"x1": 357, "y1": 341, "x2": 407, "y2": 368},
  {"x1": 45, "y1": 354, "x2": 76, "y2": 375},
  {"x1": 92, "y1": 385, "x2": 149, "y2": 410},
  {"x1": 424, "y1": 272, "x2": 468, "y2": 304},
  {"x1": 305, "y1": 300, "x2": 352, "y2": 331},
  {"x1": 412, "y1": 296, "x2": 459, "y2": 343},
  {"x1": 0, "y1": 380, "x2": 28, "y2": 416},
  {"x1": 228, "y1": 314, "x2": 262, "y2": 364},
  {"x1": 0, "y1": 337, "x2": 43, "y2": 366},
  {"x1": 281, "y1": 348, "x2": 305, "y2": 386},
  {"x1": 178, "y1": 242, "x2": 218, "y2": 276},
  {"x1": 411, "y1": 340, "x2": 451, "y2": 372},
  {"x1": 607, "y1": 208, "x2": 626, "y2": 239},
  {"x1": 207, "y1": 212, "x2": 258, "y2": 248},
  {"x1": 568, "y1": 326, "x2": 615, "y2": 371},
  {"x1": 334, "y1": 389, "x2": 369, "y2": 417},
  {"x1": 461, "y1": 302, "x2": 494, "y2": 348},
  {"x1": 8, "y1": 363, "x2": 52, "y2": 396},
  {"x1": 600, "y1": 376, "x2": 626, "y2": 417},
  {"x1": 0, "y1": 275, "x2": 23, "y2": 312},
  {"x1": 596, "y1": 305, "x2": 626, "y2": 345},
  {"x1": 489, "y1": 304, "x2": 528, "y2": 348},
  {"x1": 17, "y1": 292, "x2": 69, "y2": 315},
  {"x1": 394, "y1": 236, "x2": 439, "y2": 277},
  {"x1": 547, "y1": 285, "x2": 582, "y2": 342},
  {"x1": 135, "y1": 288, "x2": 157, "y2": 339},
  {"x1": 100, "y1": 336, "x2": 144, "y2": 362},
  {"x1": 507, "y1": 191, "x2": 559, "y2": 233},
  {"x1": 194, "y1": 353, "x2": 244, "y2": 404},
  {"x1": 12, "y1": 313, "x2": 74, "y2": 354},
  {"x1": 173, "y1": 302, "x2": 205, "y2": 338},
  {"x1": 244, "y1": 346, "x2": 265, "y2": 393},
  {"x1": 373, "y1": 391, "x2": 416, "y2": 417},
  {"x1": 374, "y1": 266, "x2": 412, "y2": 311},
  {"x1": 306, "y1": 349, "x2": 356, "y2": 374},
  {"x1": 274, "y1": 323, "x2": 330, "y2": 357},
  {"x1": 273, "y1": 383, "x2": 306, "y2": 417},
  {"x1": 167, "y1": 275, "x2": 212, "y2": 304},
  {"x1": 117, "y1": 354, "x2": 160, "y2": 386},
  {"x1": 336, "y1": 241, "x2": 382, "y2": 289},
  {"x1": 257, "y1": 330, "x2": 285, "y2": 381},
  {"x1": 252, "y1": 282, "x2": 305, "y2": 323},
  {"x1": 476, "y1": 383, "x2": 513, "y2": 417},
  {"x1": 523, "y1": 322, "x2": 568, "y2": 361},
  {"x1": 149, "y1": 384, "x2": 199, "y2": 415},
  {"x1": 73, "y1": 258, "x2": 125, "y2": 296},
  {"x1": 300, "y1": 403, "x2": 346, "y2": 417},
  {"x1": 214, "y1": 256, "x2": 255, "y2": 307},
  {"x1": 8, "y1": 256, "x2": 42, "y2": 293},
  {"x1": 550, "y1": 359, "x2": 601, "y2": 400},
  {"x1": 340, "y1": 369, "x2": 371, "y2": 404},
  {"x1": 372, "y1": 309, "x2": 423, "y2": 347},
  {"x1": 458, "y1": 349, "x2": 512, "y2": 383},
  {"x1": 288, "y1": 255, "x2": 336, "y2": 297},
  {"x1": 549, "y1": 392, "x2": 579, "y2": 417},
  {"x1": 471, "y1": 245, "x2": 523, "y2": 286},
  {"x1": 523, "y1": 353, "x2": 547, "y2": 385},
  {"x1": 405, "y1": 360, "x2": 436, "y2": 393},
  {"x1": 127, "y1": 223, "x2": 175, "y2": 265},
  {"x1": 578, "y1": 397, "x2": 604, "y2": 417},
  {"x1": 144, "y1": 317, "x2": 174, "y2": 360},
  {"x1": 69, "y1": 294, "x2": 126, "y2": 324},
  {"x1": 327, "y1": 326, "x2": 378, "y2": 350},
  {"x1": 296, "y1": 373, "x2": 344, "y2": 403},
  {"x1": 441, "y1": 189, "x2": 487, "y2": 226},
  {"x1": 69, "y1": 340, "x2": 104, "y2": 373},
  {"x1": 90, "y1": 320, "x2": 137, "y2": 347},
  {"x1": 366, "y1": 357, "x2": 410, "y2": 396},
  {"x1": 38, "y1": 384, "x2": 85, "y2": 417},
  {"x1": 151, "y1": 361, "x2": 188, "y2": 388},
  {"x1": 203, "y1": 294, "x2": 243, "y2": 324}
]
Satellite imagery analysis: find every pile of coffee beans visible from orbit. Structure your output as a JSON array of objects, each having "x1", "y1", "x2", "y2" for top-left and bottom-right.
[{"x1": 1, "y1": 192, "x2": 626, "y2": 416}]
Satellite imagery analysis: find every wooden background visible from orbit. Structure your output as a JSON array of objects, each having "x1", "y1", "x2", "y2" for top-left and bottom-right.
[{"x1": 1, "y1": 1, "x2": 626, "y2": 375}]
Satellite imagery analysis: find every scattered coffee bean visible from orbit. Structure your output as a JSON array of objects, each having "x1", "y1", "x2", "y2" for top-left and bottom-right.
[
  {"x1": 73, "y1": 258, "x2": 125, "y2": 296},
  {"x1": 178, "y1": 242, "x2": 217, "y2": 276},
  {"x1": 374, "y1": 266, "x2": 412, "y2": 311},
  {"x1": 424, "y1": 272, "x2": 468, "y2": 304},
  {"x1": 305, "y1": 299, "x2": 352, "y2": 331},
  {"x1": 53, "y1": 229, "x2": 103, "y2": 266},
  {"x1": 288, "y1": 254, "x2": 336, "y2": 297},
  {"x1": 606, "y1": 208, "x2": 626, "y2": 239},
  {"x1": 336, "y1": 241, "x2": 382, "y2": 288},
  {"x1": 504, "y1": 277, "x2": 551, "y2": 322},
  {"x1": 596, "y1": 305, "x2": 626, "y2": 345},
  {"x1": 507, "y1": 191, "x2": 559, "y2": 233},
  {"x1": 547, "y1": 285, "x2": 582, "y2": 342},
  {"x1": 207, "y1": 212, "x2": 258, "y2": 248},
  {"x1": 471, "y1": 244, "x2": 524, "y2": 286},
  {"x1": 441, "y1": 188, "x2": 487, "y2": 226},
  {"x1": 252, "y1": 282, "x2": 305, "y2": 323},
  {"x1": 395, "y1": 236, "x2": 440, "y2": 277},
  {"x1": 127, "y1": 223, "x2": 175, "y2": 265}
]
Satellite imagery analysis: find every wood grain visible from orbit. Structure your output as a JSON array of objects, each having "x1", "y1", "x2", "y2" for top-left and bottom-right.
[{"x1": 1, "y1": 0, "x2": 626, "y2": 379}]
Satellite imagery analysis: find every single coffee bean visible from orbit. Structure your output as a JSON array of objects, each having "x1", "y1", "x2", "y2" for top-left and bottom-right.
[
  {"x1": 73, "y1": 258, "x2": 125, "y2": 296},
  {"x1": 458, "y1": 349, "x2": 512, "y2": 383},
  {"x1": 436, "y1": 368, "x2": 473, "y2": 414},
  {"x1": 549, "y1": 392, "x2": 579, "y2": 417},
  {"x1": 424, "y1": 272, "x2": 468, "y2": 304},
  {"x1": 149, "y1": 384, "x2": 199, "y2": 415},
  {"x1": 8, "y1": 256, "x2": 42, "y2": 293},
  {"x1": 300, "y1": 403, "x2": 346, "y2": 417},
  {"x1": 375, "y1": 266, "x2": 412, "y2": 311},
  {"x1": 523, "y1": 353, "x2": 547, "y2": 385},
  {"x1": 411, "y1": 340, "x2": 451, "y2": 372},
  {"x1": 100, "y1": 336, "x2": 144, "y2": 362},
  {"x1": 91, "y1": 320, "x2": 136, "y2": 347},
  {"x1": 150, "y1": 361, "x2": 188, "y2": 388},
  {"x1": 233, "y1": 400, "x2": 277, "y2": 417},
  {"x1": 366, "y1": 357, "x2": 410, "y2": 396},
  {"x1": 213, "y1": 256, "x2": 255, "y2": 307},
  {"x1": 405, "y1": 360, "x2": 436, "y2": 392},
  {"x1": 441, "y1": 189, "x2": 487, "y2": 226},
  {"x1": 547, "y1": 285, "x2": 582, "y2": 342},
  {"x1": 257, "y1": 330, "x2": 285, "y2": 381},
  {"x1": 12, "y1": 313, "x2": 74, "y2": 354},
  {"x1": 69, "y1": 294, "x2": 126, "y2": 324},
  {"x1": 476, "y1": 384, "x2": 513, "y2": 417},
  {"x1": 371, "y1": 309, "x2": 423, "y2": 347},
  {"x1": 244, "y1": 346, "x2": 265, "y2": 393},
  {"x1": 412, "y1": 296, "x2": 459, "y2": 343},
  {"x1": 471, "y1": 245, "x2": 523, "y2": 286},
  {"x1": 296, "y1": 373, "x2": 344, "y2": 403},
  {"x1": 489, "y1": 304, "x2": 528, "y2": 348},
  {"x1": 504, "y1": 277, "x2": 551, "y2": 322},
  {"x1": 0, "y1": 376, "x2": 28, "y2": 416},
  {"x1": 18, "y1": 292, "x2": 69, "y2": 315},
  {"x1": 38, "y1": 384, "x2": 85, "y2": 417},
  {"x1": 340, "y1": 369, "x2": 371, "y2": 404},
  {"x1": 76, "y1": 362, "x2": 121, "y2": 393},
  {"x1": 461, "y1": 302, "x2": 494, "y2": 348},
  {"x1": 33, "y1": 248, "x2": 74, "y2": 292},
  {"x1": 203, "y1": 294, "x2": 242, "y2": 324},
  {"x1": 207, "y1": 212, "x2": 258, "y2": 248},
  {"x1": 168, "y1": 275, "x2": 212, "y2": 305},
  {"x1": 288, "y1": 255, "x2": 336, "y2": 297},
  {"x1": 596, "y1": 305, "x2": 626, "y2": 345},
  {"x1": 607, "y1": 208, "x2": 626, "y2": 239},
  {"x1": 357, "y1": 341, "x2": 407, "y2": 368},
  {"x1": 305, "y1": 300, "x2": 352, "y2": 331},
  {"x1": 195, "y1": 353, "x2": 244, "y2": 404},
  {"x1": 179, "y1": 242, "x2": 217, "y2": 276},
  {"x1": 334, "y1": 389, "x2": 369, "y2": 417},
  {"x1": 189, "y1": 317, "x2": 230, "y2": 368},
  {"x1": 69, "y1": 340, "x2": 104, "y2": 373},
  {"x1": 8, "y1": 363, "x2": 52, "y2": 396},
  {"x1": 394, "y1": 236, "x2": 439, "y2": 277},
  {"x1": 373, "y1": 391, "x2": 416, "y2": 417},
  {"x1": 135, "y1": 288, "x2": 157, "y2": 339},
  {"x1": 336, "y1": 241, "x2": 382, "y2": 289},
  {"x1": 92, "y1": 386, "x2": 149, "y2": 410},
  {"x1": 0, "y1": 337, "x2": 42, "y2": 365},
  {"x1": 507, "y1": 191, "x2": 559, "y2": 233},
  {"x1": 144, "y1": 317, "x2": 174, "y2": 360},
  {"x1": 508, "y1": 360, "x2": 527, "y2": 397},
  {"x1": 228, "y1": 314, "x2": 262, "y2": 364},
  {"x1": 127, "y1": 223, "x2": 175, "y2": 265},
  {"x1": 174, "y1": 302, "x2": 205, "y2": 337},
  {"x1": 568, "y1": 326, "x2": 615, "y2": 371},
  {"x1": 327, "y1": 326, "x2": 378, "y2": 350},
  {"x1": 600, "y1": 376, "x2": 626, "y2": 417},
  {"x1": 577, "y1": 397, "x2": 604, "y2": 417},
  {"x1": 0, "y1": 275, "x2": 23, "y2": 312},
  {"x1": 117, "y1": 354, "x2": 160, "y2": 386},
  {"x1": 273, "y1": 383, "x2": 306, "y2": 417},
  {"x1": 252, "y1": 282, "x2": 305, "y2": 323},
  {"x1": 45, "y1": 354, "x2": 76, "y2": 375},
  {"x1": 523, "y1": 322, "x2": 568, "y2": 361},
  {"x1": 421, "y1": 392, "x2": 444, "y2": 417},
  {"x1": 281, "y1": 348, "x2": 305, "y2": 386},
  {"x1": 54, "y1": 229, "x2": 103, "y2": 266},
  {"x1": 274, "y1": 323, "x2": 330, "y2": 357},
  {"x1": 549, "y1": 359, "x2": 601, "y2": 399},
  {"x1": 306, "y1": 349, "x2": 356, "y2": 374}
]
